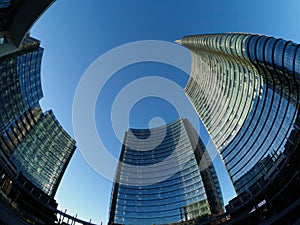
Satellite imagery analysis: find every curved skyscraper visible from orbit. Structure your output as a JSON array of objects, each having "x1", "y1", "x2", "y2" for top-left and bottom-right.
[
  {"x1": 180, "y1": 33, "x2": 300, "y2": 198},
  {"x1": 0, "y1": 2, "x2": 78, "y2": 222},
  {"x1": 8, "y1": 108, "x2": 76, "y2": 196},
  {"x1": 109, "y1": 119, "x2": 223, "y2": 225},
  {"x1": 0, "y1": 37, "x2": 76, "y2": 197},
  {"x1": 0, "y1": 37, "x2": 43, "y2": 133}
]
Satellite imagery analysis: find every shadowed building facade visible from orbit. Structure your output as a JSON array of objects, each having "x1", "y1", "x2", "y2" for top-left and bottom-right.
[
  {"x1": 0, "y1": 36, "x2": 43, "y2": 133},
  {"x1": 8, "y1": 107, "x2": 76, "y2": 196},
  {"x1": 0, "y1": 1, "x2": 98, "y2": 224},
  {"x1": 109, "y1": 119, "x2": 223, "y2": 225},
  {"x1": 0, "y1": 37, "x2": 76, "y2": 197},
  {"x1": 0, "y1": 34, "x2": 76, "y2": 223}
]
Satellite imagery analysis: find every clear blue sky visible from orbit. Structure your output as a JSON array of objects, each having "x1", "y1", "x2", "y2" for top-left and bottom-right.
[{"x1": 31, "y1": 0, "x2": 300, "y2": 224}]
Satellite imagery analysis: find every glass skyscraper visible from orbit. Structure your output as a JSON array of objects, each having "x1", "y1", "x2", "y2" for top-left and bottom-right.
[
  {"x1": 0, "y1": 37, "x2": 76, "y2": 196},
  {"x1": 109, "y1": 118, "x2": 223, "y2": 225},
  {"x1": 0, "y1": 1, "x2": 93, "y2": 224},
  {"x1": 8, "y1": 107, "x2": 76, "y2": 196},
  {"x1": 179, "y1": 33, "x2": 300, "y2": 194},
  {"x1": 0, "y1": 37, "x2": 43, "y2": 132}
]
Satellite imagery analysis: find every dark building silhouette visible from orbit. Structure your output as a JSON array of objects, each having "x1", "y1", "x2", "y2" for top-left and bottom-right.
[{"x1": 0, "y1": 0, "x2": 55, "y2": 56}]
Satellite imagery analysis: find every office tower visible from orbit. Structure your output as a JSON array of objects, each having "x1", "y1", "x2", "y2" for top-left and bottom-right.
[
  {"x1": 0, "y1": 1, "x2": 91, "y2": 224},
  {"x1": 109, "y1": 118, "x2": 223, "y2": 225},
  {"x1": 8, "y1": 107, "x2": 76, "y2": 196},
  {"x1": 0, "y1": 37, "x2": 76, "y2": 196},
  {"x1": 179, "y1": 33, "x2": 300, "y2": 195},
  {"x1": 0, "y1": 37, "x2": 43, "y2": 132}
]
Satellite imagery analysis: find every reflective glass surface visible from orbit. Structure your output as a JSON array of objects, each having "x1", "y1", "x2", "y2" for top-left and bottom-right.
[
  {"x1": 109, "y1": 119, "x2": 223, "y2": 225},
  {"x1": 182, "y1": 33, "x2": 299, "y2": 194},
  {"x1": 0, "y1": 40, "x2": 76, "y2": 196}
]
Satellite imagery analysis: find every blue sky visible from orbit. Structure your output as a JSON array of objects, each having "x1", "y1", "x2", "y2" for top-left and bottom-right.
[{"x1": 31, "y1": 0, "x2": 300, "y2": 224}]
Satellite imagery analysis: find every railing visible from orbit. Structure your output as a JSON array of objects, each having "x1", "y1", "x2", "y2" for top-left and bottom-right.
[{"x1": 56, "y1": 209, "x2": 101, "y2": 225}]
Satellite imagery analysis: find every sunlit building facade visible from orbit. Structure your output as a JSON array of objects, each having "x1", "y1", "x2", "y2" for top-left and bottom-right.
[
  {"x1": 109, "y1": 119, "x2": 223, "y2": 225},
  {"x1": 180, "y1": 33, "x2": 300, "y2": 195}
]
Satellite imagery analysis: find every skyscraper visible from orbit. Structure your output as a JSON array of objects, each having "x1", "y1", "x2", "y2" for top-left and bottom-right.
[
  {"x1": 109, "y1": 118, "x2": 223, "y2": 225},
  {"x1": 179, "y1": 33, "x2": 300, "y2": 195},
  {"x1": 0, "y1": 37, "x2": 76, "y2": 197},
  {"x1": 0, "y1": 37, "x2": 43, "y2": 132},
  {"x1": 0, "y1": 1, "x2": 93, "y2": 224},
  {"x1": 8, "y1": 107, "x2": 76, "y2": 196}
]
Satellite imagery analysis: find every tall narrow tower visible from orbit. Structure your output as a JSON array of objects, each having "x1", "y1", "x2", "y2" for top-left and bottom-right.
[{"x1": 180, "y1": 33, "x2": 300, "y2": 194}]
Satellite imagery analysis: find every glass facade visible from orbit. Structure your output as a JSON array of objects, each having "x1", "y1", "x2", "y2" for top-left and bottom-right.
[
  {"x1": 9, "y1": 109, "x2": 76, "y2": 195},
  {"x1": 0, "y1": 37, "x2": 42, "y2": 132},
  {"x1": 0, "y1": 1, "x2": 79, "y2": 224},
  {"x1": 0, "y1": 37, "x2": 76, "y2": 196},
  {"x1": 181, "y1": 33, "x2": 300, "y2": 194},
  {"x1": 109, "y1": 119, "x2": 223, "y2": 225}
]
